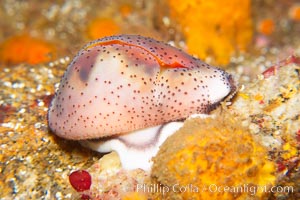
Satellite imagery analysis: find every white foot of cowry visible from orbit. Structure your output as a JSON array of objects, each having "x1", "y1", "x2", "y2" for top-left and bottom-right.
[
  {"x1": 80, "y1": 114, "x2": 211, "y2": 171},
  {"x1": 80, "y1": 122, "x2": 184, "y2": 171}
]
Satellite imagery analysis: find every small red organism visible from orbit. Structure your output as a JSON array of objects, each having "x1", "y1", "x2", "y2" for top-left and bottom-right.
[
  {"x1": 69, "y1": 170, "x2": 92, "y2": 192},
  {"x1": 31, "y1": 94, "x2": 54, "y2": 108},
  {"x1": 262, "y1": 65, "x2": 278, "y2": 78},
  {"x1": 276, "y1": 160, "x2": 287, "y2": 172},
  {"x1": 80, "y1": 194, "x2": 91, "y2": 200},
  {"x1": 262, "y1": 55, "x2": 300, "y2": 78},
  {"x1": 39, "y1": 94, "x2": 54, "y2": 107},
  {"x1": 287, "y1": 54, "x2": 300, "y2": 65},
  {"x1": 296, "y1": 130, "x2": 300, "y2": 143},
  {"x1": 0, "y1": 104, "x2": 16, "y2": 123}
]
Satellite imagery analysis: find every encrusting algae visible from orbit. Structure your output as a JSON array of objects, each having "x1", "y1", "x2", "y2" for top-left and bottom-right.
[
  {"x1": 166, "y1": 0, "x2": 253, "y2": 65},
  {"x1": 151, "y1": 115, "x2": 276, "y2": 200}
]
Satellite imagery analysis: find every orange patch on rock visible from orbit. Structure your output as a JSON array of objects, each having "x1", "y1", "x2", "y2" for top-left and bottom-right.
[
  {"x1": 257, "y1": 18, "x2": 275, "y2": 35},
  {"x1": 119, "y1": 4, "x2": 133, "y2": 18},
  {"x1": 0, "y1": 34, "x2": 55, "y2": 65},
  {"x1": 289, "y1": 4, "x2": 300, "y2": 21},
  {"x1": 86, "y1": 18, "x2": 120, "y2": 40}
]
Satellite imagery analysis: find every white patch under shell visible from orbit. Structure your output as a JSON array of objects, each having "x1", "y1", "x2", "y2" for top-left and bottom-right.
[{"x1": 80, "y1": 122, "x2": 184, "y2": 171}]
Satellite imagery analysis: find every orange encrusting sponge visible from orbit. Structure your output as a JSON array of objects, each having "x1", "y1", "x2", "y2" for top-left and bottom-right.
[
  {"x1": 167, "y1": 0, "x2": 253, "y2": 66},
  {"x1": 289, "y1": 4, "x2": 300, "y2": 21},
  {"x1": 0, "y1": 34, "x2": 55, "y2": 65},
  {"x1": 151, "y1": 116, "x2": 276, "y2": 200},
  {"x1": 86, "y1": 18, "x2": 121, "y2": 40},
  {"x1": 257, "y1": 18, "x2": 275, "y2": 35}
]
